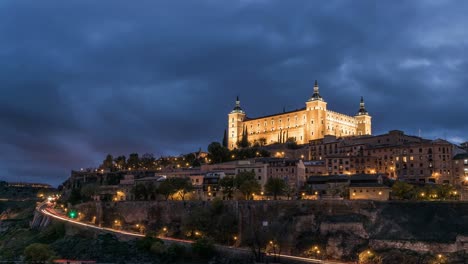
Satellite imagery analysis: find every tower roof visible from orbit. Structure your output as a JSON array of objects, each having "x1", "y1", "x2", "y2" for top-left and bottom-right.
[
  {"x1": 308, "y1": 80, "x2": 323, "y2": 101},
  {"x1": 231, "y1": 96, "x2": 245, "y2": 114},
  {"x1": 357, "y1": 96, "x2": 369, "y2": 115}
]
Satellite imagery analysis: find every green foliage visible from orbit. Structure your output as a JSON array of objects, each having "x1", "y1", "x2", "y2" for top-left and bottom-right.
[
  {"x1": 286, "y1": 137, "x2": 300, "y2": 149},
  {"x1": 166, "y1": 243, "x2": 186, "y2": 261},
  {"x1": 219, "y1": 176, "x2": 235, "y2": 200},
  {"x1": 114, "y1": 155, "x2": 127, "y2": 170},
  {"x1": 207, "y1": 142, "x2": 230, "y2": 163},
  {"x1": 391, "y1": 181, "x2": 414, "y2": 200},
  {"x1": 24, "y1": 243, "x2": 55, "y2": 264},
  {"x1": 391, "y1": 181, "x2": 458, "y2": 201},
  {"x1": 140, "y1": 153, "x2": 156, "y2": 169},
  {"x1": 37, "y1": 223, "x2": 66, "y2": 244},
  {"x1": 237, "y1": 126, "x2": 250, "y2": 148},
  {"x1": 235, "y1": 171, "x2": 261, "y2": 200},
  {"x1": 136, "y1": 235, "x2": 163, "y2": 252},
  {"x1": 181, "y1": 200, "x2": 238, "y2": 244},
  {"x1": 132, "y1": 183, "x2": 156, "y2": 201},
  {"x1": 192, "y1": 237, "x2": 216, "y2": 259},
  {"x1": 156, "y1": 177, "x2": 193, "y2": 200},
  {"x1": 150, "y1": 241, "x2": 166, "y2": 255},
  {"x1": 358, "y1": 250, "x2": 382, "y2": 264},
  {"x1": 67, "y1": 188, "x2": 82, "y2": 205},
  {"x1": 101, "y1": 154, "x2": 114, "y2": 171},
  {"x1": 127, "y1": 153, "x2": 140, "y2": 169},
  {"x1": 170, "y1": 177, "x2": 194, "y2": 201},
  {"x1": 264, "y1": 177, "x2": 287, "y2": 200},
  {"x1": 222, "y1": 129, "x2": 228, "y2": 148},
  {"x1": 80, "y1": 184, "x2": 98, "y2": 201}
]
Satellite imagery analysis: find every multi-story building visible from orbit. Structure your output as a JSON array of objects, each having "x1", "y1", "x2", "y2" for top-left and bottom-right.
[
  {"x1": 308, "y1": 130, "x2": 462, "y2": 184},
  {"x1": 453, "y1": 153, "x2": 468, "y2": 186},
  {"x1": 227, "y1": 81, "x2": 372, "y2": 149}
]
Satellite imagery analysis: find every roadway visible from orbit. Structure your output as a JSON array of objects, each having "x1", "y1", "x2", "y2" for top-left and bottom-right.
[{"x1": 38, "y1": 203, "x2": 347, "y2": 264}]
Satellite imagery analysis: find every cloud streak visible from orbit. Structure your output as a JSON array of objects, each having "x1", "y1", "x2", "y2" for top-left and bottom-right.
[{"x1": 0, "y1": 0, "x2": 467, "y2": 186}]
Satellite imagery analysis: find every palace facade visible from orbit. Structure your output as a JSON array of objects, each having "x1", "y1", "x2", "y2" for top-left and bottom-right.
[{"x1": 227, "y1": 81, "x2": 372, "y2": 149}]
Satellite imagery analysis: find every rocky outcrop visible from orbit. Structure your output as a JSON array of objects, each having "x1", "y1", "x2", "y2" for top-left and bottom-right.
[{"x1": 74, "y1": 200, "x2": 468, "y2": 260}]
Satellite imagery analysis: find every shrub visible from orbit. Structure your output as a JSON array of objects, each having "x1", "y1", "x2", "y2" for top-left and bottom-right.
[
  {"x1": 24, "y1": 243, "x2": 56, "y2": 264},
  {"x1": 192, "y1": 237, "x2": 216, "y2": 259},
  {"x1": 150, "y1": 241, "x2": 166, "y2": 255}
]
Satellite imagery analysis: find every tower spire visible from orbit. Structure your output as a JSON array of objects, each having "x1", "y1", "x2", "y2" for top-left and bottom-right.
[
  {"x1": 309, "y1": 80, "x2": 323, "y2": 101},
  {"x1": 231, "y1": 96, "x2": 245, "y2": 113},
  {"x1": 357, "y1": 96, "x2": 368, "y2": 115}
]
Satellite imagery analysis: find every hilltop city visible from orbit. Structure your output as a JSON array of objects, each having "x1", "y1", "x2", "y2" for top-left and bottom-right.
[
  {"x1": 2, "y1": 81, "x2": 468, "y2": 264},
  {"x1": 64, "y1": 81, "x2": 468, "y2": 203}
]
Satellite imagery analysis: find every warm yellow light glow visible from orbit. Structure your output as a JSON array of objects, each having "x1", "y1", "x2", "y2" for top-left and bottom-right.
[
  {"x1": 261, "y1": 192, "x2": 264, "y2": 195},
  {"x1": 233, "y1": 236, "x2": 238, "y2": 240},
  {"x1": 378, "y1": 191, "x2": 382, "y2": 195}
]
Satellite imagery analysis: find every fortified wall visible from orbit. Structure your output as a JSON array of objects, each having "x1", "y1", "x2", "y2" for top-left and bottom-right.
[{"x1": 76, "y1": 200, "x2": 468, "y2": 261}]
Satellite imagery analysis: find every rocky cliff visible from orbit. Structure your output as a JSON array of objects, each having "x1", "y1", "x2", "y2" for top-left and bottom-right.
[{"x1": 75, "y1": 200, "x2": 468, "y2": 262}]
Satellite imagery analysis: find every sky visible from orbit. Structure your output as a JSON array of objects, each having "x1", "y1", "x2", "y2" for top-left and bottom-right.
[{"x1": 0, "y1": 0, "x2": 467, "y2": 186}]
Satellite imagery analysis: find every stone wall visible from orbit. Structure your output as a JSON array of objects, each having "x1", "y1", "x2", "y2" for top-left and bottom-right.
[{"x1": 77, "y1": 200, "x2": 468, "y2": 260}]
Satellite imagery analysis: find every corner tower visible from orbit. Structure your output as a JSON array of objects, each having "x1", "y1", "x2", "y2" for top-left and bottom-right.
[
  {"x1": 305, "y1": 80, "x2": 328, "y2": 142},
  {"x1": 227, "y1": 96, "x2": 246, "y2": 149},
  {"x1": 355, "y1": 96, "x2": 372, "y2": 135}
]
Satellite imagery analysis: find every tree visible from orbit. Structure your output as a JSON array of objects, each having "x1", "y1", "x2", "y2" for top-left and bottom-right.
[
  {"x1": 158, "y1": 179, "x2": 177, "y2": 200},
  {"x1": 132, "y1": 183, "x2": 153, "y2": 201},
  {"x1": 391, "y1": 181, "x2": 414, "y2": 200},
  {"x1": 219, "y1": 176, "x2": 235, "y2": 200},
  {"x1": 127, "y1": 153, "x2": 140, "y2": 169},
  {"x1": 264, "y1": 177, "x2": 286, "y2": 200},
  {"x1": 235, "y1": 171, "x2": 261, "y2": 200},
  {"x1": 283, "y1": 184, "x2": 296, "y2": 200},
  {"x1": 237, "y1": 126, "x2": 250, "y2": 148},
  {"x1": 170, "y1": 177, "x2": 193, "y2": 201},
  {"x1": 80, "y1": 184, "x2": 98, "y2": 201},
  {"x1": 192, "y1": 238, "x2": 216, "y2": 259},
  {"x1": 286, "y1": 137, "x2": 300, "y2": 149},
  {"x1": 114, "y1": 155, "x2": 127, "y2": 170},
  {"x1": 207, "y1": 142, "x2": 230, "y2": 163},
  {"x1": 140, "y1": 153, "x2": 156, "y2": 169},
  {"x1": 259, "y1": 137, "x2": 267, "y2": 146},
  {"x1": 222, "y1": 129, "x2": 228, "y2": 148},
  {"x1": 101, "y1": 154, "x2": 114, "y2": 170},
  {"x1": 24, "y1": 243, "x2": 55, "y2": 263}
]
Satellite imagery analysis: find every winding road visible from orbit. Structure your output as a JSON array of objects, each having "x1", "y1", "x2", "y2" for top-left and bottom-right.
[{"x1": 37, "y1": 203, "x2": 347, "y2": 264}]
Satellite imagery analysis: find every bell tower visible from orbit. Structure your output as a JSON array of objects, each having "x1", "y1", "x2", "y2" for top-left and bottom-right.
[
  {"x1": 227, "y1": 96, "x2": 246, "y2": 149},
  {"x1": 355, "y1": 96, "x2": 372, "y2": 135},
  {"x1": 305, "y1": 80, "x2": 327, "y2": 142}
]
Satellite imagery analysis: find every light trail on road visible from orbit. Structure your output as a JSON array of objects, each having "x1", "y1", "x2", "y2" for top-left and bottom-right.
[{"x1": 39, "y1": 204, "x2": 346, "y2": 264}]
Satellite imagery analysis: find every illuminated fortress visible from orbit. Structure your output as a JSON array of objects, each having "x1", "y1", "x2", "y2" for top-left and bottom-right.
[{"x1": 227, "y1": 81, "x2": 372, "y2": 149}]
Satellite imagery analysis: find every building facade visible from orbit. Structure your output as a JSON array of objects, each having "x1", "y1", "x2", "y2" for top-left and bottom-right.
[
  {"x1": 307, "y1": 130, "x2": 465, "y2": 184},
  {"x1": 227, "y1": 81, "x2": 372, "y2": 149}
]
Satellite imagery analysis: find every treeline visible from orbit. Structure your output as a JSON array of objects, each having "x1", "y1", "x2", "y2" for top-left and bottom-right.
[
  {"x1": 391, "y1": 181, "x2": 459, "y2": 200},
  {"x1": 98, "y1": 152, "x2": 203, "y2": 171},
  {"x1": 132, "y1": 177, "x2": 193, "y2": 201},
  {"x1": 96, "y1": 141, "x2": 272, "y2": 173}
]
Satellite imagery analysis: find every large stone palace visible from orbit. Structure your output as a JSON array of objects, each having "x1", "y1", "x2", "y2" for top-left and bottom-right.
[{"x1": 227, "y1": 81, "x2": 372, "y2": 149}]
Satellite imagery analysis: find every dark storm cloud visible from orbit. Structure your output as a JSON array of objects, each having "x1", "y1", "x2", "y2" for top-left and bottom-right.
[{"x1": 0, "y1": 0, "x2": 467, "y2": 186}]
